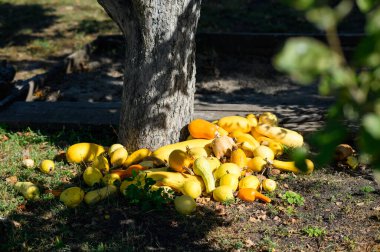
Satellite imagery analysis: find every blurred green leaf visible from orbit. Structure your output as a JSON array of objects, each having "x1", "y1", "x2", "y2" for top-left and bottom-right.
[
  {"x1": 283, "y1": 0, "x2": 315, "y2": 10},
  {"x1": 366, "y1": 7, "x2": 380, "y2": 34},
  {"x1": 354, "y1": 34, "x2": 380, "y2": 67},
  {"x1": 309, "y1": 119, "x2": 347, "y2": 165},
  {"x1": 335, "y1": 0, "x2": 354, "y2": 20},
  {"x1": 363, "y1": 113, "x2": 380, "y2": 138},
  {"x1": 274, "y1": 38, "x2": 334, "y2": 84},
  {"x1": 306, "y1": 7, "x2": 337, "y2": 30},
  {"x1": 318, "y1": 75, "x2": 332, "y2": 95},
  {"x1": 291, "y1": 147, "x2": 309, "y2": 172},
  {"x1": 357, "y1": 0, "x2": 380, "y2": 12},
  {"x1": 331, "y1": 67, "x2": 357, "y2": 87}
]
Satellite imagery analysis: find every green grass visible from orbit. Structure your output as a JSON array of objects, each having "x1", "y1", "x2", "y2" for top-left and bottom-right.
[
  {"x1": 0, "y1": 0, "x2": 118, "y2": 71},
  {"x1": 0, "y1": 125, "x2": 124, "y2": 251},
  {"x1": 0, "y1": 126, "x2": 116, "y2": 214}
]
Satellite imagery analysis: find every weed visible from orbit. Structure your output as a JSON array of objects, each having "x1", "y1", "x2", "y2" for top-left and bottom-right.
[
  {"x1": 285, "y1": 206, "x2": 296, "y2": 216},
  {"x1": 328, "y1": 213, "x2": 336, "y2": 223},
  {"x1": 282, "y1": 191, "x2": 305, "y2": 206},
  {"x1": 302, "y1": 226, "x2": 327, "y2": 237},
  {"x1": 259, "y1": 236, "x2": 277, "y2": 252},
  {"x1": 222, "y1": 198, "x2": 235, "y2": 206},
  {"x1": 343, "y1": 236, "x2": 356, "y2": 250},
  {"x1": 361, "y1": 185, "x2": 375, "y2": 193},
  {"x1": 233, "y1": 241, "x2": 244, "y2": 249},
  {"x1": 267, "y1": 204, "x2": 279, "y2": 217},
  {"x1": 28, "y1": 39, "x2": 58, "y2": 57},
  {"x1": 123, "y1": 173, "x2": 174, "y2": 212}
]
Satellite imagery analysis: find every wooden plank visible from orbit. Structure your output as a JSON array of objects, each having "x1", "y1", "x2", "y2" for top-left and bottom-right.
[{"x1": 0, "y1": 101, "x2": 326, "y2": 132}]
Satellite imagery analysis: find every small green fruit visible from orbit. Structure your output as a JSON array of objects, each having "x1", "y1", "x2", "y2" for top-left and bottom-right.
[{"x1": 174, "y1": 195, "x2": 196, "y2": 215}]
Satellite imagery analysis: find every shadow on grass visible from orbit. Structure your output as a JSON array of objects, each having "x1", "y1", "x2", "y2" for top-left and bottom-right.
[
  {"x1": 0, "y1": 3, "x2": 57, "y2": 47},
  {"x1": 74, "y1": 19, "x2": 117, "y2": 35},
  {"x1": 3, "y1": 199, "x2": 231, "y2": 251},
  {"x1": 0, "y1": 126, "x2": 231, "y2": 251}
]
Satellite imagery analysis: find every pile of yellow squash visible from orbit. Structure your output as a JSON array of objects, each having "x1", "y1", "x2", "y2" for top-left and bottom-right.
[{"x1": 59, "y1": 112, "x2": 314, "y2": 211}]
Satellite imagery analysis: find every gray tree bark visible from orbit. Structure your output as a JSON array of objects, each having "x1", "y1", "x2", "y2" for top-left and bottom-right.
[{"x1": 97, "y1": 0, "x2": 201, "y2": 151}]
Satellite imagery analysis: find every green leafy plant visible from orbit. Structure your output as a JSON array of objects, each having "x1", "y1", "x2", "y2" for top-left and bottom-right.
[
  {"x1": 275, "y1": 0, "x2": 380, "y2": 170},
  {"x1": 123, "y1": 173, "x2": 174, "y2": 212},
  {"x1": 360, "y1": 185, "x2": 376, "y2": 193},
  {"x1": 302, "y1": 226, "x2": 327, "y2": 237},
  {"x1": 282, "y1": 191, "x2": 305, "y2": 206},
  {"x1": 259, "y1": 236, "x2": 277, "y2": 252}
]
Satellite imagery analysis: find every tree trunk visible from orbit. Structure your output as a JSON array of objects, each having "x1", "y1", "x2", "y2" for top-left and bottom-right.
[{"x1": 97, "y1": 0, "x2": 201, "y2": 151}]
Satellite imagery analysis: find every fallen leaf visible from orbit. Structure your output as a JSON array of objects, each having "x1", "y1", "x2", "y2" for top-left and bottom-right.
[
  {"x1": 22, "y1": 149, "x2": 30, "y2": 159},
  {"x1": 11, "y1": 220, "x2": 21, "y2": 228},
  {"x1": 257, "y1": 213, "x2": 267, "y2": 221},
  {"x1": 249, "y1": 216, "x2": 260, "y2": 223},
  {"x1": 0, "y1": 135, "x2": 9, "y2": 142},
  {"x1": 372, "y1": 206, "x2": 380, "y2": 211},
  {"x1": 6, "y1": 176, "x2": 18, "y2": 185},
  {"x1": 245, "y1": 239, "x2": 254, "y2": 248},
  {"x1": 44, "y1": 189, "x2": 62, "y2": 197},
  {"x1": 336, "y1": 202, "x2": 343, "y2": 206},
  {"x1": 273, "y1": 216, "x2": 281, "y2": 222},
  {"x1": 215, "y1": 204, "x2": 227, "y2": 216},
  {"x1": 170, "y1": 220, "x2": 178, "y2": 228},
  {"x1": 356, "y1": 202, "x2": 365, "y2": 206},
  {"x1": 196, "y1": 197, "x2": 211, "y2": 205},
  {"x1": 269, "y1": 168, "x2": 281, "y2": 175},
  {"x1": 17, "y1": 204, "x2": 26, "y2": 212}
]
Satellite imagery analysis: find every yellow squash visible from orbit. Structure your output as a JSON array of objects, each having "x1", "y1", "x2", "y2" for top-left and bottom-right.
[
  {"x1": 15, "y1": 182, "x2": 40, "y2": 200},
  {"x1": 151, "y1": 139, "x2": 212, "y2": 163},
  {"x1": 217, "y1": 116, "x2": 252, "y2": 133},
  {"x1": 123, "y1": 148, "x2": 152, "y2": 167},
  {"x1": 60, "y1": 187, "x2": 85, "y2": 208},
  {"x1": 229, "y1": 130, "x2": 260, "y2": 149},
  {"x1": 255, "y1": 124, "x2": 304, "y2": 148},
  {"x1": 142, "y1": 170, "x2": 205, "y2": 192},
  {"x1": 84, "y1": 185, "x2": 117, "y2": 205},
  {"x1": 66, "y1": 143, "x2": 105, "y2": 163},
  {"x1": 272, "y1": 159, "x2": 314, "y2": 174},
  {"x1": 230, "y1": 148, "x2": 248, "y2": 168}
]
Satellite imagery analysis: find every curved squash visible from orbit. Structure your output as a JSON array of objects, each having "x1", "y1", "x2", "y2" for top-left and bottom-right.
[
  {"x1": 255, "y1": 124, "x2": 303, "y2": 148},
  {"x1": 151, "y1": 139, "x2": 212, "y2": 163},
  {"x1": 66, "y1": 143, "x2": 105, "y2": 163},
  {"x1": 217, "y1": 116, "x2": 252, "y2": 133}
]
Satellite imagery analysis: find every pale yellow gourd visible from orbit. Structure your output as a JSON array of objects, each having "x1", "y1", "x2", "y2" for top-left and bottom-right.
[
  {"x1": 151, "y1": 139, "x2": 212, "y2": 163},
  {"x1": 84, "y1": 185, "x2": 117, "y2": 205},
  {"x1": 193, "y1": 157, "x2": 216, "y2": 193},
  {"x1": 255, "y1": 124, "x2": 304, "y2": 148},
  {"x1": 217, "y1": 116, "x2": 252, "y2": 133}
]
